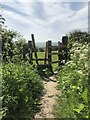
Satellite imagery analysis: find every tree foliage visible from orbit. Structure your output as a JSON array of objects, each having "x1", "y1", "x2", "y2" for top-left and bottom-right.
[{"x1": 0, "y1": 28, "x2": 26, "y2": 62}]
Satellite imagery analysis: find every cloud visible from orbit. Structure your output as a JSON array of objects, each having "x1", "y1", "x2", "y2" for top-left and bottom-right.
[
  {"x1": 32, "y1": 2, "x2": 46, "y2": 20},
  {"x1": 1, "y1": 0, "x2": 88, "y2": 42},
  {"x1": 1, "y1": 4, "x2": 29, "y2": 17},
  {"x1": 1, "y1": 0, "x2": 89, "y2": 2}
]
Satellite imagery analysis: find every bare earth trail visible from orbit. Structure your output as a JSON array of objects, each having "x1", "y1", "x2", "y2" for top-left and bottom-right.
[{"x1": 35, "y1": 73, "x2": 60, "y2": 118}]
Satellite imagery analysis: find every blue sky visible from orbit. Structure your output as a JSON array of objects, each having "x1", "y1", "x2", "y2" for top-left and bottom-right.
[{"x1": 0, "y1": 0, "x2": 89, "y2": 42}]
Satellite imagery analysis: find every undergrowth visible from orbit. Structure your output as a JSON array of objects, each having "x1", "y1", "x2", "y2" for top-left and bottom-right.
[
  {"x1": 55, "y1": 31, "x2": 89, "y2": 119},
  {"x1": 1, "y1": 62, "x2": 43, "y2": 120}
]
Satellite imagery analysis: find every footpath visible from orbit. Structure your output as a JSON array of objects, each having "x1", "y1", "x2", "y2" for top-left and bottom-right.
[{"x1": 35, "y1": 73, "x2": 60, "y2": 118}]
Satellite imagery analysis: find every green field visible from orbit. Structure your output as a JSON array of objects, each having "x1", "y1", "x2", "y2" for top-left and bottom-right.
[
  {"x1": 33, "y1": 51, "x2": 58, "y2": 70},
  {"x1": 33, "y1": 51, "x2": 58, "y2": 60}
]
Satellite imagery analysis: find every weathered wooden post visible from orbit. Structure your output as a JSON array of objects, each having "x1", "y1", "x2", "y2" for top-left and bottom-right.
[
  {"x1": 62, "y1": 36, "x2": 68, "y2": 62},
  {"x1": 47, "y1": 41, "x2": 52, "y2": 63},
  {"x1": 28, "y1": 41, "x2": 33, "y2": 64},
  {"x1": 58, "y1": 41, "x2": 62, "y2": 66},
  {"x1": 47, "y1": 40, "x2": 53, "y2": 72},
  {"x1": 31, "y1": 34, "x2": 39, "y2": 65},
  {"x1": 62, "y1": 36, "x2": 68, "y2": 45},
  {"x1": 44, "y1": 41, "x2": 48, "y2": 65}
]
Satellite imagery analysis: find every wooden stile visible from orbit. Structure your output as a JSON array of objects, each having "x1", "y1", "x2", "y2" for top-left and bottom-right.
[
  {"x1": 22, "y1": 34, "x2": 68, "y2": 71},
  {"x1": 4, "y1": 33, "x2": 68, "y2": 71}
]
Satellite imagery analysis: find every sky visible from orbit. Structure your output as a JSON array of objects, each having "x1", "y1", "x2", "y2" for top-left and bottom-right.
[{"x1": 0, "y1": 0, "x2": 89, "y2": 42}]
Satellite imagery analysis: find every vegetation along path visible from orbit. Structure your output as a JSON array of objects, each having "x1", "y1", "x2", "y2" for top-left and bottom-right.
[{"x1": 35, "y1": 72, "x2": 60, "y2": 118}]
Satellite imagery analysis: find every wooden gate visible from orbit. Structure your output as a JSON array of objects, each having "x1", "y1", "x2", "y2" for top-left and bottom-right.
[{"x1": 23, "y1": 34, "x2": 68, "y2": 70}]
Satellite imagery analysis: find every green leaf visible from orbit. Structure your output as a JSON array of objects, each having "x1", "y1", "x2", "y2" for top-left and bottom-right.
[
  {"x1": 82, "y1": 88, "x2": 88, "y2": 103},
  {"x1": 74, "y1": 104, "x2": 84, "y2": 113}
]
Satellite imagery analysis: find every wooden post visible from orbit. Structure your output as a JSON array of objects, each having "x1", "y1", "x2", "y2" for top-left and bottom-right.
[
  {"x1": 47, "y1": 41, "x2": 52, "y2": 63},
  {"x1": 23, "y1": 43, "x2": 29, "y2": 61},
  {"x1": 62, "y1": 36, "x2": 68, "y2": 45},
  {"x1": 31, "y1": 34, "x2": 39, "y2": 65},
  {"x1": 28, "y1": 41, "x2": 33, "y2": 64},
  {"x1": 58, "y1": 41, "x2": 62, "y2": 66},
  {"x1": 62, "y1": 36, "x2": 68, "y2": 62},
  {"x1": 47, "y1": 40, "x2": 53, "y2": 72},
  {"x1": 44, "y1": 41, "x2": 48, "y2": 65}
]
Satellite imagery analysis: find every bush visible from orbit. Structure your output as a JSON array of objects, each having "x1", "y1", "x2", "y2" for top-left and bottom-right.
[
  {"x1": 67, "y1": 31, "x2": 89, "y2": 50},
  {"x1": 1, "y1": 62, "x2": 43, "y2": 120},
  {"x1": 55, "y1": 33, "x2": 89, "y2": 118}
]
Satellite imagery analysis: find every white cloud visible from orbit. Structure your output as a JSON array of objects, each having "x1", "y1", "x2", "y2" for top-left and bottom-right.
[
  {"x1": 1, "y1": 0, "x2": 88, "y2": 42},
  {"x1": 1, "y1": 0, "x2": 90, "y2": 2}
]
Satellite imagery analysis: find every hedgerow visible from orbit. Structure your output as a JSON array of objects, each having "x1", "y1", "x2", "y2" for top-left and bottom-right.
[
  {"x1": 0, "y1": 28, "x2": 44, "y2": 120},
  {"x1": 55, "y1": 31, "x2": 89, "y2": 118}
]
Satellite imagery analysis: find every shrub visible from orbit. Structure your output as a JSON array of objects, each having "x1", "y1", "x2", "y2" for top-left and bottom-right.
[{"x1": 1, "y1": 62, "x2": 43, "y2": 120}]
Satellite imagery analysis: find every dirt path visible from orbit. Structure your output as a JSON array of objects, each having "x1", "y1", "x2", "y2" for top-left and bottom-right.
[{"x1": 35, "y1": 74, "x2": 60, "y2": 118}]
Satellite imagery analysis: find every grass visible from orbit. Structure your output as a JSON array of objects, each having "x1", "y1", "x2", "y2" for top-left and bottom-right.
[
  {"x1": 33, "y1": 51, "x2": 59, "y2": 71},
  {"x1": 33, "y1": 51, "x2": 58, "y2": 60}
]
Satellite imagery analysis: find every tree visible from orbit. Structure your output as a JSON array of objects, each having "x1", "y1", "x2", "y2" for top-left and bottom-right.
[{"x1": 1, "y1": 28, "x2": 26, "y2": 62}]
